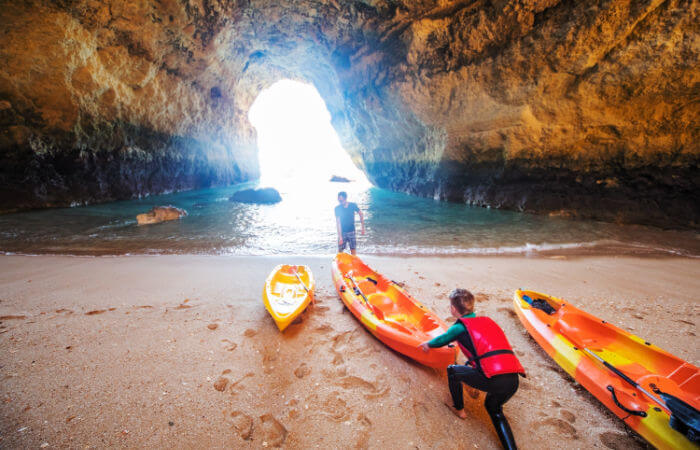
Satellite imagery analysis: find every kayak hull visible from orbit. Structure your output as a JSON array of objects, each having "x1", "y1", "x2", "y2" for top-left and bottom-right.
[
  {"x1": 331, "y1": 253, "x2": 456, "y2": 369},
  {"x1": 263, "y1": 265, "x2": 314, "y2": 332},
  {"x1": 513, "y1": 289, "x2": 699, "y2": 450}
]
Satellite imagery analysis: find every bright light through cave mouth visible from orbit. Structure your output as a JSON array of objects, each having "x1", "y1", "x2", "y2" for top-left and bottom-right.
[{"x1": 248, "y1": 79, "x2": 369, "y2": 189}]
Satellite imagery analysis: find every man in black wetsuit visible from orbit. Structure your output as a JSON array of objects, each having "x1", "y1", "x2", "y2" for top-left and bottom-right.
[{"x1": 334, "y1": 191, "x2": 365, "y2": 255}]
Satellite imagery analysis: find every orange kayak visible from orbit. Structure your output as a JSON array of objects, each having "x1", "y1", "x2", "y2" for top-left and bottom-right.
[
  {"x1": 331, "y1": 253, "x2": 456, "y2": 369},
  {"x1": 514, "y1": 289, "x2": 699, "y2": 449}
]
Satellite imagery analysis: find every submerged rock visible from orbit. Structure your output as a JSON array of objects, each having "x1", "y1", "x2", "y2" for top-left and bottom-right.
[
  {"x1": 136, "y1": 206, "x2": 187, "y2": 225},
  {"x1": 230, "y1": 188, "x2": 281, "y2": 205},
  {"x1": 330, "y1": 175, "x2": 351, "y2": 183}
]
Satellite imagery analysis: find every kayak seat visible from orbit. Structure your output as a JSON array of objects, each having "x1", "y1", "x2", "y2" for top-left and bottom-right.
[
  {"x1": 368, "y1": 294, "x2": 401, "y2": 315},
  {"x1": 418, "y1": 314, "x2": 440, "y2": 332},
  {"x1": 554, "y1": 312, "x2": 618, "y2": 349}
]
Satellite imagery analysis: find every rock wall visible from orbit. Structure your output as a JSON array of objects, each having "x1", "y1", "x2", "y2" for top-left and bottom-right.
[
  {"x1": 0, "y1": 0, "x2": 698, "y2": 227},
  {"x1": 0, "y1": 1, "x2": 259, "y2": 210}
]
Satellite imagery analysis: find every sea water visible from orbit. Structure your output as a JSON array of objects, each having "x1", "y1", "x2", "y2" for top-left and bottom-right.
[{"x1": 0, "y1": 181, "x2": 697, "y2": 257}]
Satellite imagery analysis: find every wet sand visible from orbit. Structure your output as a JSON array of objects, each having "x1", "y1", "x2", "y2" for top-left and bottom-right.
[{"x1": 0, "y1": 254, "x2": 698, "y2": 449}]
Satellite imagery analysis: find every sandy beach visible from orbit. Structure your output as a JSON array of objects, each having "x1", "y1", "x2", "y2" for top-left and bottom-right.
[{"x1": 0, "y1": 254, "x2": 698, "y2": 449}]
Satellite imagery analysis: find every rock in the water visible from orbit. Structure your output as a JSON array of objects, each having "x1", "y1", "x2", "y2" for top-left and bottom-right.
[
  {"x1": 136, "y1": 206, "x2": 187, "y2": 225},
  {"x1": 230, "y1": 188, "x2": 281, "y2": 205},
  {"x1": 330, "y1": 175, "x2": 351, "y2": 183}
]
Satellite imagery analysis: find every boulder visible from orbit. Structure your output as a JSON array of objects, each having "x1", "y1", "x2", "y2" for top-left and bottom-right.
[
  {"x1": 330, "y1": 175, "x2": 351, "y2": 183},
  {"x1": 229, "y1": 188, "x2": 281, "y2": 204},
  {"x1": 136, "y1": 206, "x2": 187, "y2": 225}
]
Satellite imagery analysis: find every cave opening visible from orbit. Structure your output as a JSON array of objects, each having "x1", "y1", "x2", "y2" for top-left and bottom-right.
[{"x1": 248, "y1": 79, "x2": 369, "y2": 190}]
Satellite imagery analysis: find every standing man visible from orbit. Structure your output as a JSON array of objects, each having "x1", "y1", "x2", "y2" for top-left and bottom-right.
[{"x1": 335, "y1": 191, "x2": 365, "y2": 255}]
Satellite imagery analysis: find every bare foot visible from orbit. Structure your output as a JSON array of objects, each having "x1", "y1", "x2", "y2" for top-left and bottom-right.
[{"x1": 443, "y1": 399, "x2": 467, "y2": 420}]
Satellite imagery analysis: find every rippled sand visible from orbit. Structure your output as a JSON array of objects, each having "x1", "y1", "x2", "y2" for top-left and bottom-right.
[{"x1": 0, "y1": 254, "x2": 698, "y2": 448}]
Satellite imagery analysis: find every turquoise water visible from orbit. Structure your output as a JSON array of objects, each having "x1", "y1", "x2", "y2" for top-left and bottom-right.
[{"x1": 0, "y1": 181, "x2": 697, "y2": 257}]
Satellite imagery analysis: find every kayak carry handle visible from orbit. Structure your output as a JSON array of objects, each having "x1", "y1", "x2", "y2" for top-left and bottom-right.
[{"x1": 607, "y1": 385, "x2": 647, "y2": 417}]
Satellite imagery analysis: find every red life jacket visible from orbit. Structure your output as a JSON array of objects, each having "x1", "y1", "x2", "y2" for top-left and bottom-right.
[{"x1": 456, "y1": 316, "x2": 526, "y2": 378}]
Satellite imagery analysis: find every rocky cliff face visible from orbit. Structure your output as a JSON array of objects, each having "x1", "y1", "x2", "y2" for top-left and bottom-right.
[{"x1": 1, "y1": 0, "x2": 697, "y2": 227}]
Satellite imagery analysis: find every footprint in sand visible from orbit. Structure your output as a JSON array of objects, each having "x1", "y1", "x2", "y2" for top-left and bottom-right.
[
  {"x1": 331, "y1": 353, "x2": 344, "y2": 366},
  {"x1": 243, "y1": 328, "x2": 257, "y2": 337},
  {"x1": 533, "y1": 417, "x2": 578, "y2": 439},
  {"x1": 229, "y1": 411, "x2": 254, "y2": 440},
  {"x1": 261, "y1": 347, "x2": 280, "y2": 373},
  {"x1": 321, "y1": 392, "x2": 349, "y2": 422},
  {"x1": 221, "y1": 339, "x2": 238, "y2": 351},
  {"x1": 598, "y1": 431, "x2": 631, "y2": 450},
  {"x1": 497, "y1": 307, "x2": 518, "y2": 320},
  {"x1": 315, "y1": 305, "x2": 330, "y2": 314},
  {"x1": 336, "y1": 374, "x2": 389, "y2": 398},
  {"x1": 330, "y1": 330, "x2": 374, "y2": 361},
  {"x1": 214, "y1": 376, "x2": 229, "y2": 392},
  {"x1": 259, "y1": 414, "x2": 288, "y2": 447},
  {"x1": 207, "y1": 323, "x2": 219, "y2": 330},
  {"x1": 314, "y1": 324, "x2": 334, "y2": 335},
  {"x1": 228, "y1": 373, "x2": 255, "y2": 395},
  {"x1": 560, "y1": 409, "x2": 576, "y2": 424},
  {"x1": 412, "y1": 401, "x2": 431, "y2": 428},
  {"x1": 85, "y1": 310, "x2": 107, "y2": 315},
  {"x1": 475, "y1": 293, "x2": 490, "y2": 303},
  {"x1": 329, "y1": 331, "x2": 353, "y2": 365},
  {"x1": 294, "y1": 363, "x2": 311, "y2": 379},
  {"x1": 0, "y1": 315, "x2": 27, "y2": 320},
  {"x1": 354, "y1": 413, "x2": 373, "y2": 449},
  {"x1": 55, "y1": 309, "x2": 73, "y2": 314}
]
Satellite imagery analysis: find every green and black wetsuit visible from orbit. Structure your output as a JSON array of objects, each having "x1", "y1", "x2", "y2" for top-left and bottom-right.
[{"x1": 429, "y1": 313, "x2": 520, "y2": 450}]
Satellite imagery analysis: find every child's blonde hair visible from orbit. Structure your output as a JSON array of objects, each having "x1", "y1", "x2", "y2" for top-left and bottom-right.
[{"x1": 449, "y1": 288, "x2": 475, "y2": 315}]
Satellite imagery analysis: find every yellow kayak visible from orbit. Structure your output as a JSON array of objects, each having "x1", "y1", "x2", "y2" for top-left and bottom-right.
[{"x1": 263, "y1": 265, "x2": 314, "y2": 331}]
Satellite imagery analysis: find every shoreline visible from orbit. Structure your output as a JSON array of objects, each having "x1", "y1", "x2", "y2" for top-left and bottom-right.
[
  {"x1": 1, "y1": 254, "x2": 698, "y2": 448},
  {"x1": 2, "y1": 240, "x2": 698, "y2": 259}
]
